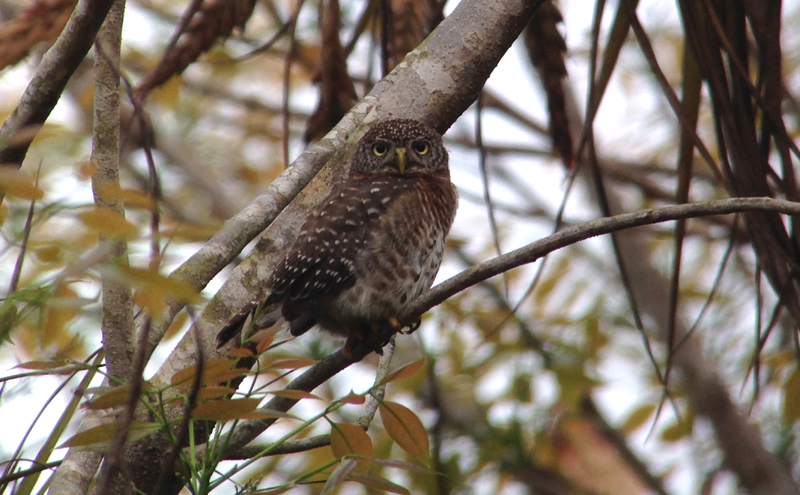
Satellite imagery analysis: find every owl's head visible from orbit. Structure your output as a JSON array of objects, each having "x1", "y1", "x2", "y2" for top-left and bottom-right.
[{"x1": 351, "y1": 119, "x2": 448, "y2": 176}]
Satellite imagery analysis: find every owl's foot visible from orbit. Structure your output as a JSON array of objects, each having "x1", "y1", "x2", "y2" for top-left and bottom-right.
[
  {"x1": 343, "y1": 317, "x2": 412, "y2": 359},
  {"x1": 342, "y1": 336, "x2": 358, "y2": 360},
  {"x1": 342, "y1": 324, "x2": 390, "y2": 359}
]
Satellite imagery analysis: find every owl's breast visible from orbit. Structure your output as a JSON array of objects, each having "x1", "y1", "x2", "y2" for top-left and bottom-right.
[{"x1": 329, "y1": 175, "x2": 456, "y2": 321}]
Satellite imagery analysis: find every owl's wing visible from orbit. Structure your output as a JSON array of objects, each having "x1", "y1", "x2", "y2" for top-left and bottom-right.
[{"x1": 267, "y1": 177, "x2": 415, "y2": 308}]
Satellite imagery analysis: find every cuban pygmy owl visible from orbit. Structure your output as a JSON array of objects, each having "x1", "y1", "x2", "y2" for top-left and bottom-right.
[{"x1": 220, "y1": 119, "x2": 458, "y2": 356}]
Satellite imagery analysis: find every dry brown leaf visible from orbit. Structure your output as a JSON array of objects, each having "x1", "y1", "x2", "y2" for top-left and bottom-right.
[
  {"x1": 330, "y1": 422, "x2": 373, "y2": 472},
  {"x1": 0, "y1": 0, "x2": 77, "y2": 71},
  {"x1": 379, "y1": 401, "x2": 429, "y2": 462}
]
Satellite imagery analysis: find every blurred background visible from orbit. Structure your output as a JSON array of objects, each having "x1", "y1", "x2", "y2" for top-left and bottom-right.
[{"x1": 2, "y1": 0, "x2": 800, "y2": 493}]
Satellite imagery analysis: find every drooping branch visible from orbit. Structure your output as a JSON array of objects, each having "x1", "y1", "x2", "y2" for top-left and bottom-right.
[{"x1": 0, "y1": 0, "x2": 117, "y2": 167}]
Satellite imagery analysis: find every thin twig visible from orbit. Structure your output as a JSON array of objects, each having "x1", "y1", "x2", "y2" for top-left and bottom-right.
[
  {"x1": 8, "y1": 167, "x2": 38, "y2": 293},
  {"x1": 475, "y1": 93, "x2": 507, "y2": 296}
]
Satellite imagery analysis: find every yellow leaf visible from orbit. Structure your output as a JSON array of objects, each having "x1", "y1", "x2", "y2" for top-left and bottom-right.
[
  {"x1": 134, "y1": 289, "x2": 166, "y2": 316},
  {"x1": 192, "y1": 398, "x2": 261, "y2": 421},
  {"x1": 76, "y1": 160, "x2": 96, "y2": 179},
  {"x1": 59, "y1": 423, "x2": 114, "y2": 448},
  {"x1": 58, "y1": 422, "x2": 161, "y2": 449},
  {"x1": 661, "y1": 418, "x2": 693, "y2": 442},
  {"x1": 330, "y1": 422, "x2": 373, "y2": 472},
  {"x1": 119, "y1": 266, "x2": 201, "y2": 305},
  {"x1": 83, "y1": 382, "x2": 156, "y2": 410},
  {"x1": 0, "y1": 170, "x2": 44, "y2": 200},
  {"x1": 34, "y1": 242, "x2": 62, "y2": 263},
  {"x1": 379, "y1": 401, "x2": 430, "y2": 462},
  {"x1": 621, "y1": 404, "x2": 656, "y2": 434},
  {"x1": 380, "y1": 358, "x2": 426, "y2": 385},
  {"x1": 95, "y1": 184, "x2": 156, "y2": 210},
  {"x1": 196, "y1": 386, "x2": 236, "y2": 400},
  {"x1": 78, "y1": 208, "x2": 136, "y2": 237},
  {"x1": 15, "y1": 359, "x2": 69, "y2": 370},
  {"x1": 784, "y1": 366, "x2": 800, "y2": 424},
  {"x1": 84, "y1": 385, "x2": 131, "y2": 410},
  {"x1": 171, "y1": 358, "x2": 235, "y2": 386},
  {"x1": 163, "y1": 311, "x2": 189, "y2": 341},
  {"x1": 152, "y1": 75, "x2": 183, "y2": 107},
  {"x1": 41, "y1": 285, "x2": 80, "y2": 346}
]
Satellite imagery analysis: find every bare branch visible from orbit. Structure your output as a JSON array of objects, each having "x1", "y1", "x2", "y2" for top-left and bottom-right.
[{"x1": 402, "y1": 197, "x2": 800, "y2": 323}]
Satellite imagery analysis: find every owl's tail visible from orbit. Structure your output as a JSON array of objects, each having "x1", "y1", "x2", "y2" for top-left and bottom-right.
[{"x1": 215, "y1": 302, "x2": 283, "y2": 348}]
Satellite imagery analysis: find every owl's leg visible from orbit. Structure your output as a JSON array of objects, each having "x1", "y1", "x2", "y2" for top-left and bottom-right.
[
  {"x1": 342, "y1": 327, "x2": 386, "y2": 359},
  {"x1": 342, "y1": 318, "x2": 407, "y2": 358}
]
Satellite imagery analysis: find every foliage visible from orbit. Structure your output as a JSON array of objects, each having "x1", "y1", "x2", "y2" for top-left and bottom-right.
[{"x1": 1, "y1": 0, "x2": 800, "y2": 494}]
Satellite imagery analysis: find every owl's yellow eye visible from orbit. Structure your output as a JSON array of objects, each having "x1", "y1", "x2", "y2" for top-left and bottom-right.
[
  {"x1": 413, "y1": 141, "x2": 429, "y2": 155},
  {"x1": 372, "y1": 143, "x2": 388, "y2": 156}
]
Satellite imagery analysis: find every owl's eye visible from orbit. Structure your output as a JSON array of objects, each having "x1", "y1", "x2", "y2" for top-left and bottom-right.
[
  {"x1": 372, "y1": 142, "x2": 388, "y2": 156},
  {"x1": 413, "y1": 141, "x2": 429, "y2": 155}
]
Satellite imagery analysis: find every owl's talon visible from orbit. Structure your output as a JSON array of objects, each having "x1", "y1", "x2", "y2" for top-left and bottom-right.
[
  {"x1": 401, "y1": 319, "x2": 422, "y2": 334},
  {"x1": 343, "y1": 336, "x2": 357, "y2": 360}
]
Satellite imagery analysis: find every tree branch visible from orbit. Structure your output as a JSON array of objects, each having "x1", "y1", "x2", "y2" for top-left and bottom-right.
[
  {"x1": 221, "y1": 197, "x2": 800, "y2": 457},
  {"x1": 0, "y1": 0, "x2": 117, "y2": 167},
  {"x1": 401, "y1": 197, "x2": 800, "y2": 322}
]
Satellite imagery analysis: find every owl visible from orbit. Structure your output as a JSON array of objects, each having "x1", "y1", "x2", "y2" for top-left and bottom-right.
[{"x1": 219, "y1": 119, "x2": 458, "y2": 357}]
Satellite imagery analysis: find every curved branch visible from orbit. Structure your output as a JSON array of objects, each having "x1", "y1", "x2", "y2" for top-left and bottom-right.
[
  {"x1": 401, "y1": 197, "x2": 800, "y2": 322},
  {"x1": 222, "y1": 197, "x2": 800, "y2": 455}
]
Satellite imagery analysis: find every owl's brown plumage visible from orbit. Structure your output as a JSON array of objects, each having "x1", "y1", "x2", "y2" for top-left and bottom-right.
[{"x1": 220, "y1": 119, "x2": 458, "y2": 356}]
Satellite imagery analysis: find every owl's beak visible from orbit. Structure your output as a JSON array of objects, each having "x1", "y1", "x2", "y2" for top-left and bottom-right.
[{"x1": 396, "y1": 147, "x2": 407, "y2": 174}]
